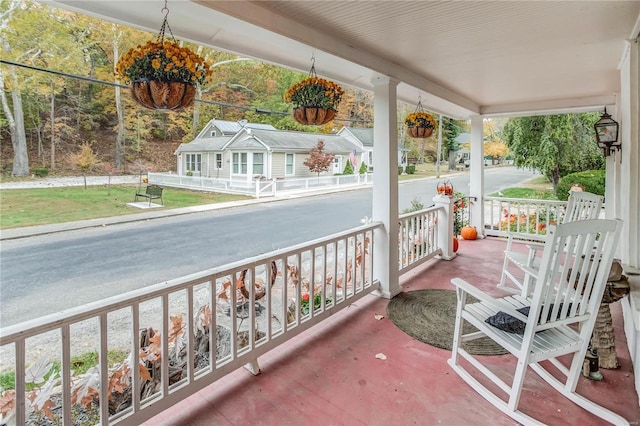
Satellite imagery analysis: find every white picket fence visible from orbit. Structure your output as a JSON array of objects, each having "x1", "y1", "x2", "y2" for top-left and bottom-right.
[{"x1": 148, "y1": 172, "x2": 372, "y2": 198}]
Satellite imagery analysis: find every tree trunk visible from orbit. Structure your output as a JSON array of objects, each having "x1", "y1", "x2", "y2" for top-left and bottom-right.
[
  {"x1": 50, "y1": 81, "x2": 56, "y2": 169},
  {"x1": 551, "y1": 167, "x2": 560, "y2": 194},
  {"x1": 448, "y1": 149, "x2": 455, "y2": 171},
  {"x1": 113, "y1": 28, "x2": 125, "y2": 171},
  {"x1": 7, "y1": 67, "x2": 29, "y2": 177},
  {"x1": 193, "y1": 85, "x2": 201, "y2": 138}
]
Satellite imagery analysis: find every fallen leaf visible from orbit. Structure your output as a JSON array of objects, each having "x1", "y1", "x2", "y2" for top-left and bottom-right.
[
  {"x1": 375, "y1": 353, "x2": 387, "y2": 360},
  {"x1": 374, "y1": 314, "x2": 384, "y2": 320}
]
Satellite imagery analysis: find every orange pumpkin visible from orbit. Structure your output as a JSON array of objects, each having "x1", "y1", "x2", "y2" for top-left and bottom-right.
[
  {"x1": 452, "y1": 237, "x2": 459, "y2": 252},
  {"x1": 461, "y1": 226, "x2": 478, "y2": 240}
]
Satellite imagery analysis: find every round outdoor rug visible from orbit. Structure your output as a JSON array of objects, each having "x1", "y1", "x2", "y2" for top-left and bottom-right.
[{"x1": 387, "y1": 289, "x2": 508, "y2": 355}]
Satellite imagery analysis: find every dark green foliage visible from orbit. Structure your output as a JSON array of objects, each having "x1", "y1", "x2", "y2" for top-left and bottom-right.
[
  {"x1": 342, "y1": 161, "x2": 354, "y2": 175},
  {"x1": 401, "y1": 196, "x2": 424, "y2": 214},
  {"x1": 398, "y1": 166, "x2": 403, "y2": 175},
  {"x1": 33, "y1": 167, "x2": 49, "y2": 177},
  {"x1": 406, "y1": 164, "x2": 416, "y2": 174},
  {"x1": 442, "y1": 118, "x2": 466, "y2": 169},
  {"x1": 358, "y1": 161, "x2": 368, "y2": 174},
  {"x1": 502, "y1": 113, "x2": 604, "y2": 192},
  {"x1": 556, "y1": 170, "x2": 605, "y2": 200}
]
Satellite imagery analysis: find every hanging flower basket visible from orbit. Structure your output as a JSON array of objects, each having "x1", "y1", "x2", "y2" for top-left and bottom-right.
[
  {"x1": 405, "y1": 98, "x2": 437, "y2": 139},
  {"x1": 131, "y1": 79, "x2": 197, "y2": 110},
  {"x1": 115, "y1": 3, "x2": 211, "y2": 111},
  {"x1": 285, "y1": 59, "x2": 344, "y2": 125},
  {"x1": 292, "y1": 106, "x2": 337, "y2": 126}
]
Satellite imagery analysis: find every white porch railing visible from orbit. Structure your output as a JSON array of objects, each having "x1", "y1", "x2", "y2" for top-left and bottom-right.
[
  {"x1": 3, "y1": 195, "x2": 568, "y2": 425},
  {"x1": 148, "y1": 172, "x2": 372, "y2": 198},
  {"x1": 0, "y1": 223, "x2": 381, "y2": 425},
  {"x1": 484, "y1": 196, "x2": 569, "y2": 238},
  {"x1": 398, "y1": 205, "x2": 442, "y2": 273}
]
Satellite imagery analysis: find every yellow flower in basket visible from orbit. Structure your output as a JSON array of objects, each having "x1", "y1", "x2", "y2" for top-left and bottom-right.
[{"x1": 115, "y1": 40, "x2": 212, "y2": 86}]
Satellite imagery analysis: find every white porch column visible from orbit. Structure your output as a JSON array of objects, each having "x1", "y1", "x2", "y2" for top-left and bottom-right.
[
  {"x1": 371, "y1": 75, "x2": 401, "y2": 299},
  {"x1": 469, "y1": 115, "x2": 485, "y2": 236},
  {"x1": 619, "y1": 34, "x2": 640, "y2": 406},
  {"x1": 619, "y1": 36, "x2": 640, "y2": 270}
]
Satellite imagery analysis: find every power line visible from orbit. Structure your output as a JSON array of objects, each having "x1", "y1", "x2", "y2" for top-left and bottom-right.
[{"x1": 0, "y1": 59, "x2": 372, "y2": 123}]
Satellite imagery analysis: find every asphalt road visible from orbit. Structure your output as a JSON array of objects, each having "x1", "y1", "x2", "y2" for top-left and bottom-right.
[{"x1": 0, "y1": 167, "x2": 539, "y2": 326}]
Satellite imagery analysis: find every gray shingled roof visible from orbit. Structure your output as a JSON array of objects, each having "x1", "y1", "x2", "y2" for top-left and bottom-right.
[
  {"x1": 244, "y1": 129, "x2": 360, "y2": 153},
  {"x1": 175, "y1": 137, "x2": 230, "y2": 153},
  {"x1": 344, "y1": 127, "x2": 374, "y2": 147}
]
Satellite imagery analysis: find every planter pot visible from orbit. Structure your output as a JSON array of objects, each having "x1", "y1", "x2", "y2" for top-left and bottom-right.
[
  {"x1": 131, "y1": 79, "x2": 196, "y2": 110},
  {"x1": 292, "y1": 107, "x2": 336, "y2": 125},
  {"x1": 407, "y1": 126, "x2": 434, "y2": 138}
]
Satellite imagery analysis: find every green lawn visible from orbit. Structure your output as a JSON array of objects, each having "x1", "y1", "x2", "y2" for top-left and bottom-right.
[
  {"x1": 0, "y1": 185, "x2": 250, "y2": 229},
  {"x1": 1, "y1": 171, "x2": 556, "y2": 229},
  {"x1": 488, "y1": 176, "x2": 556, "y2": 199}
]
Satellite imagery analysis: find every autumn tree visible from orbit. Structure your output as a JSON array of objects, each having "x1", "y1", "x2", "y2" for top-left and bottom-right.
[
  {"x1": 1, "y1": 0, "x2": 91, "y2": 175},
  {"x1": 304, "y1": 140, "x2": 334, "y2": 179},
  {"x1": 484, "y1": 141, "x2": 509, "y2": 164},
  {"x1": 502, "y1": 113, "x2": 604, "y2": 193},
  {"x1": 69, "y1": 142, "x2": 100, "y2": 188}
]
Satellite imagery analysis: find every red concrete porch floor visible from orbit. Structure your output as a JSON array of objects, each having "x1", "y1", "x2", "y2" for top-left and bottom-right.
[{"x1": 144, "y1": 237, "x2": 639, "y2": 426}]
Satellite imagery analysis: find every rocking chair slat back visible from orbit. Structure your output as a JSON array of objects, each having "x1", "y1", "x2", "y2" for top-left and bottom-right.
[{"x1": 530, "y1": 219, "x2": 618, "y2": 331}]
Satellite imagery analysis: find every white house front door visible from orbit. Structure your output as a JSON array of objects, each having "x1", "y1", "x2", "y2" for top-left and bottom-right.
[{"x1": 333, "y1": 155, "x2": 342, "y2": 174}]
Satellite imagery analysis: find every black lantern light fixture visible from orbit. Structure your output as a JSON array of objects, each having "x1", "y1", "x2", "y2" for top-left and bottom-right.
[{"x1": 594, "y1": 107, "x2": 620, "y2": 157}]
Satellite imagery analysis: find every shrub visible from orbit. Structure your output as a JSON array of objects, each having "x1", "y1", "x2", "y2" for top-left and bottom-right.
[
  {"x1": 556, "y1": 170, "x2": 605, "y2": 200},
  {"x1": 342, "y1": 161, "x2": 354, "y2": 175},
  {"x1": 401, "y1": 196, "x2": 424, "y2": 214},
  {"x1": 406, "y1": 164, "x2": 416, "y2": 174},
  {"x1": 359, "y1": 161, "x2": 368, "y2": 174},
  {"x1": 33, "y1": 167, "x2": 49, "y2": 177},
  {"x1": 398, "y1": 166, "x2": 403, "y2": 175}
]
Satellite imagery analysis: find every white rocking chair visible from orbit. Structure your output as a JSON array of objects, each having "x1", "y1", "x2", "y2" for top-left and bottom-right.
[
  {"x1": 449, "y1": 218, "x2": 626, "y2": 426},
  {"x1": 498, "y1": 191, "x2": 603, "y2": 297}
]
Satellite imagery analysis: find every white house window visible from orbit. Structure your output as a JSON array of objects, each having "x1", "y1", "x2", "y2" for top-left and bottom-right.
[
  {"x1": 215, "y1": 153, "x2": 223, "y2": 170},
  {"x1": 210, "y1": 129, "x2": 219, "y2": 137},
  {"x1": 253, "y1": 153, "x2": 264, "y2": 175},
  {"x1": 285, "y1": 153, "x2": 294, "y2": 176},
  {"x1": 233, "y1": 152, "x2": 248, "y2": 174},
  {"x1": 368, "y1": 151, "x2": 373, "y2": 167},
  {"x1": 186, "y1": 153, "x2": 201, "y2": 172}
]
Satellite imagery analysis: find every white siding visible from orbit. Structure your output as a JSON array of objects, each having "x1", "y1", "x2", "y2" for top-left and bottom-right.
[{"x1": 272, "y1": 152, "x2": 286, "y2": 178}]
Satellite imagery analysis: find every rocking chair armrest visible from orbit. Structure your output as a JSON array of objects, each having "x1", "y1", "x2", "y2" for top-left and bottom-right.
[
  {"x1": 519, "y1": 263, "x2": 539, "y2": 278},
  {"x1": 451, "y1": 278, "x2": 530, "y2": 322},
  {"x1": 525, "y1": 241, "x2": 545, "y2": 255},
  {"x1": 507, "y1": 232, "x2": 546, "y2": 243}
]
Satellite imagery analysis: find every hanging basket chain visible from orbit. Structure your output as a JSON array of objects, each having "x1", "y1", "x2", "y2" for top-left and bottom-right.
[
  {"x1": 414, "y1": 96, "x2": 425, "y2": 114},
  {"x1": 156, "y1": 0, "x2": 177, "y2": 45},
  {"x1": 308, "y1": 56, "x2": 317, "y2": 78}
]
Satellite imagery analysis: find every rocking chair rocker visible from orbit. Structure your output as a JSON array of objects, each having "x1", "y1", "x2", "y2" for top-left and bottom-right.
[{"x1": 449, "y1": 218, "x2": 626, "y2": 425}]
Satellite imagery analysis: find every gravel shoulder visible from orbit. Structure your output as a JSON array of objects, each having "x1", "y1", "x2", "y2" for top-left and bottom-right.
[{"x1": 0, "y1": 175, "x2": 140, "y2": 189}]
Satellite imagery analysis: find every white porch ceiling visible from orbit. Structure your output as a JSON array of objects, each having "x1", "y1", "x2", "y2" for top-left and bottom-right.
[{"x1": 47, "y1": 1, "x2": 640, "y2": 119}]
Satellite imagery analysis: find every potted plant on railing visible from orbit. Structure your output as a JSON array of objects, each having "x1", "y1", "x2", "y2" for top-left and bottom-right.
[
  {"x1": 284, "y1": 59, "x2": 344, "y2": 125},
  {"x1": 404, "y1": 98, "x2": 437, "y2": 138},
  {"x1": 115, "y1": 3, "x2": 212, "y2": 110}
]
